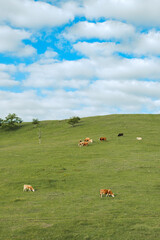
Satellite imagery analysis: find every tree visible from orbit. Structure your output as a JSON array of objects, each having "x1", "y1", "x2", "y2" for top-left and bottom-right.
[
  {"x1": 0, "y1": 118, "x2": 3, "y2": 126},
  {"x1": 32, "y1": 118, "x2": 41, "y2": 143},
  {"x1": 2, "y1": 113, "x2": 22, "y2": 130},
  {"x1": 32, "y1": 118, "x2": 39, "y2": 126},
  {"x1": 67, "y1": 116, "x2": 81, "y2": 127}
]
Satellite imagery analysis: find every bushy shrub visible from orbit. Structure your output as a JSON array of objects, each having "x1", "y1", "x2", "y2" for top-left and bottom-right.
[
  {"x1": 67, "y1": 116, "x2": 81, "y2": 127},
  {"x1": 2, "y1": 113, "x2": 22, "y2": 130},
  {"x1": 32, "y1": 118, "x2": 39, "y2": 125}
]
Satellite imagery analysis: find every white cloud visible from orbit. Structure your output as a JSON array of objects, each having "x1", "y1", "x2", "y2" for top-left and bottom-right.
[
  {"x1": 95, "y1": 57, "x2": 160, "y2": 80},
  {"x1": 23, "y1": 58, "x2": 95, "y2": 88},
  {"x1": 19, "y1": 51, "x2": 160, "y2": 92},
  {"x1": 74, "y1": 41, "x2": 117, "y2": 58},
  {"x1": 0, "y1": 72, "x2": 19, "y2": 87},
  {"x1": 0, "y1": 0, "x2": 76, "y2": 28},
  {"x1": 129, "y1": 30, "x2": 160, "y2": 56},
  {"x1": 1, "y1": 79, "x2": 160, "y2": 121},
  {"x1": 0, "y1": 89, "x2": 86, "y2": 121},
  {"x1": 15, "y1": 45, "x2": 36, "y2": 57},
  {"x1": 73, "y1": 30, "x2": 160, "y2": 60},
  {"x1": 73, "y1": 40, "x2": 160, "y2": 79},
  {"x1": 0, "y1": 63, "x2": 19, "y2": 87},
  {"x1": 66, "y1": 79, "x2": 160, "y2": 115},
  {"x1": 0, "y1": 90, "x2": 43, "y2": 121},
  {"x1": 0, "y1": 63, "x2": 16, "y2": 72},
  {"x1": 37, "y1": 49, "x2": 58, "y2": 64},
  {"x1": 63, "y1": 20, "x2": 135, "y2": 41},
  {"x1": 1, "y1": 0, "x2": 160, "y2": 121},
  {"x1": 41, "y1": 49, "x2": 58, "y2": 59},
  {"x1": 0, "y1": 25, "x2": 36, "y2": 56},
  {"x1": 87, "y1": 80, "x2": 160, "y2": 100},
  {"x1": 83, "y1": 0, "x2": 160, "y2": 26}
]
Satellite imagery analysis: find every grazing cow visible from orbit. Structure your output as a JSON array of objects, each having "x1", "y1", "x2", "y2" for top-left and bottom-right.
[
  {"x1": 136, "y1": 137, "x2": 142, "y2": 140},
  {"x1": 78, "y1": 141, "x2": 83, "y2": 146},
  {"x1": 86, "y1": 139, "x2": 93, "y2": 143},
  {"x1": 100, "y1": 189, "x2": 114, "y2": 198},
  {"x1": 78, "y1": 141, "x2": 89, "y2": 147},
  {"x1": 23, "y1": 185, "x2": 35, "y2": 192},
  {"x1": 100, "y1": 137, "x2": 106, "y2": 141},
  {"x1": 118, "y1": 133, "x2": 123, "y2": 137},
  {"x1": 84, "y1": 137, "x2": 90, "y2": 142},
  {"x1": 82, "y1": 142, "x2": 89, "y2": 146}
]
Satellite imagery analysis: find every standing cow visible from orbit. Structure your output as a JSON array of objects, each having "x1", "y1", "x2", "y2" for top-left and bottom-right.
[
  {"x1": 136, "y1": 137, "x2": 142, "y2": 140},
  {"x1": 84, "y1": 137, "x2": 90, "y2": 142},
  {"x1": 100, "y1": 137, "x2": 107, "y2": 141},
  {"x1": 118, "y1": 133, "x2": 123, "y2": 137},
  {"x1": 84, "y1": 138, "x2": 93, "y2": 143}
]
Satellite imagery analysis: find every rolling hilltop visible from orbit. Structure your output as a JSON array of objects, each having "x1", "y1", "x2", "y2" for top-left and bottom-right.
[{"x1": 0, "y1": 114, "x2": 160, "y2": 240}]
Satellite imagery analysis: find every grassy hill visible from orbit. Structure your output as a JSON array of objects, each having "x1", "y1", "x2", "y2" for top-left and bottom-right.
[{"x1": 0, "y1": 114, "x2": 160, "y2": 240}]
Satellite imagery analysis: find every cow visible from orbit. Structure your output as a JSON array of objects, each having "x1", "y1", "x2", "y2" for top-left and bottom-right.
[
  {"x1": 100, "y1": 137, "x2": 106, "y2": 141},
  {"x1": 118, "y1": 133, "x2": 123, "y2": 137},
  {"x1": 100, "y1": 189, "x2": 114, "y2": 198},
  {"x1": 85, "y1": 139, "x2": 93, "y2": 143},
  {"x1": 136, "y1": 137, "x2": 142, "y2": 140},
  {"x1": 78, "y1": 141, "x2": 89, "y2": 147},
  {"x1": 78, "y1": 141, "x2": 83, "y2": 146},
  {"x1": 23, "y1": 185, "x2": 35, "y2": 192},
  {"x1": 82, "y1": 142, "x2": 89, "y2": 146},
  {"x1": 84, "y1": 137, "x2": 91, "y2": 142},
  {"x1": 78, "y1": 138, "x2": 92, "y2": 146}
]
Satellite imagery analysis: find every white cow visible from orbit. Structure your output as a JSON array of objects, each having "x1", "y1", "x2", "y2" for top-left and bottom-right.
[{"x1": 136, "y1": 137, "x2": 142, "y2": 140}]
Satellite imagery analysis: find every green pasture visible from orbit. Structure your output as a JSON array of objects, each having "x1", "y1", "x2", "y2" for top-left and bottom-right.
[{"x1": 0, "y1": 114, "x2": 160, "y2": 240}]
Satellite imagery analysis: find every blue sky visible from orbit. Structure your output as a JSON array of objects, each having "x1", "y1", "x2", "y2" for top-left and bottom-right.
[{"x1": 0, "y1": 0, "x2": 160, "y2": 121}]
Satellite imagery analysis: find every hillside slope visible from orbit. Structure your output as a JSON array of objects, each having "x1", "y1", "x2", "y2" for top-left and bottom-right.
[{"x1": 0, "y1": 114, "x2": 160, "y2": 240}]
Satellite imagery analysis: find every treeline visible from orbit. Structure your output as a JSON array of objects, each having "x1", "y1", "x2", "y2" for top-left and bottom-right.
[{"x1": 0, "y1": 114, "x2": 81, "y2": 130}]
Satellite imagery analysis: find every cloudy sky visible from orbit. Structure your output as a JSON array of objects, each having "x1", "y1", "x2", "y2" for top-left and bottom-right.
[{"x1": 1, "y1": 0, "x2": 160, "y2": 121}]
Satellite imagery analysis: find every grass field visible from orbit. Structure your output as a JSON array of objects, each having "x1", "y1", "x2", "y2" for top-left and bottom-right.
[{"x1": 0, "y1": 114, "x2": 160, "y2": 240}]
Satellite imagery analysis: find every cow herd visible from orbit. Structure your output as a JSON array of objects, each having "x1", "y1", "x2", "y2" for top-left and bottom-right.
[
  {"x1": 78, "y1": 133, "x2": 142, "y2": 147},
  {"x1": 78, "y1": 133, "x2": 121, "y2": 147},
  {"x1": 23, "y1": 184, "x2": 115, "y2": 199},
  {"x1": 78, "y1": 136, "x2": 107, "y2": 147},
  {"x1": 78, "y1": 137, "x2": 93, "y2": 146},
  {"x1": 77, "y1": 133, "x2": 142, "y2": 198},
  {"x1": 23, "y1": 132, "x2": 142, "y2": 199}
]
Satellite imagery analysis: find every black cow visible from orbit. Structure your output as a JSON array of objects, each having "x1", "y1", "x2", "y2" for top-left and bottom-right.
[{"x1": 118, "y1": 133, "x2": 123, "y2": 137}]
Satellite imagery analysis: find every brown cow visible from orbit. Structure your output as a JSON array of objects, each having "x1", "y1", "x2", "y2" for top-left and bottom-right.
[
  {"x1": 100, "y1": 189, "x2": 114, "y2": 198},
  {"x1": 100, "y1": 137, "x2": 106, "y2": 141},
  {"x1": 85, "y1": 138, "x2": 93, "y2": 143},
  {"x1": 23, "y1": 185, "x2": 35, "y2": 192},
  {"x1": 78, "y1": 141, "x2": 83, "y2": 146},
  {"x1": 84, "y1": 137, "x2": 90, "y2": 142},
  {"x1": 82, "y1": 142, "x2": 89, "y2": 146},
  {"x1": 78, "y1": 141, "x2": 89, "y2": 147}
]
